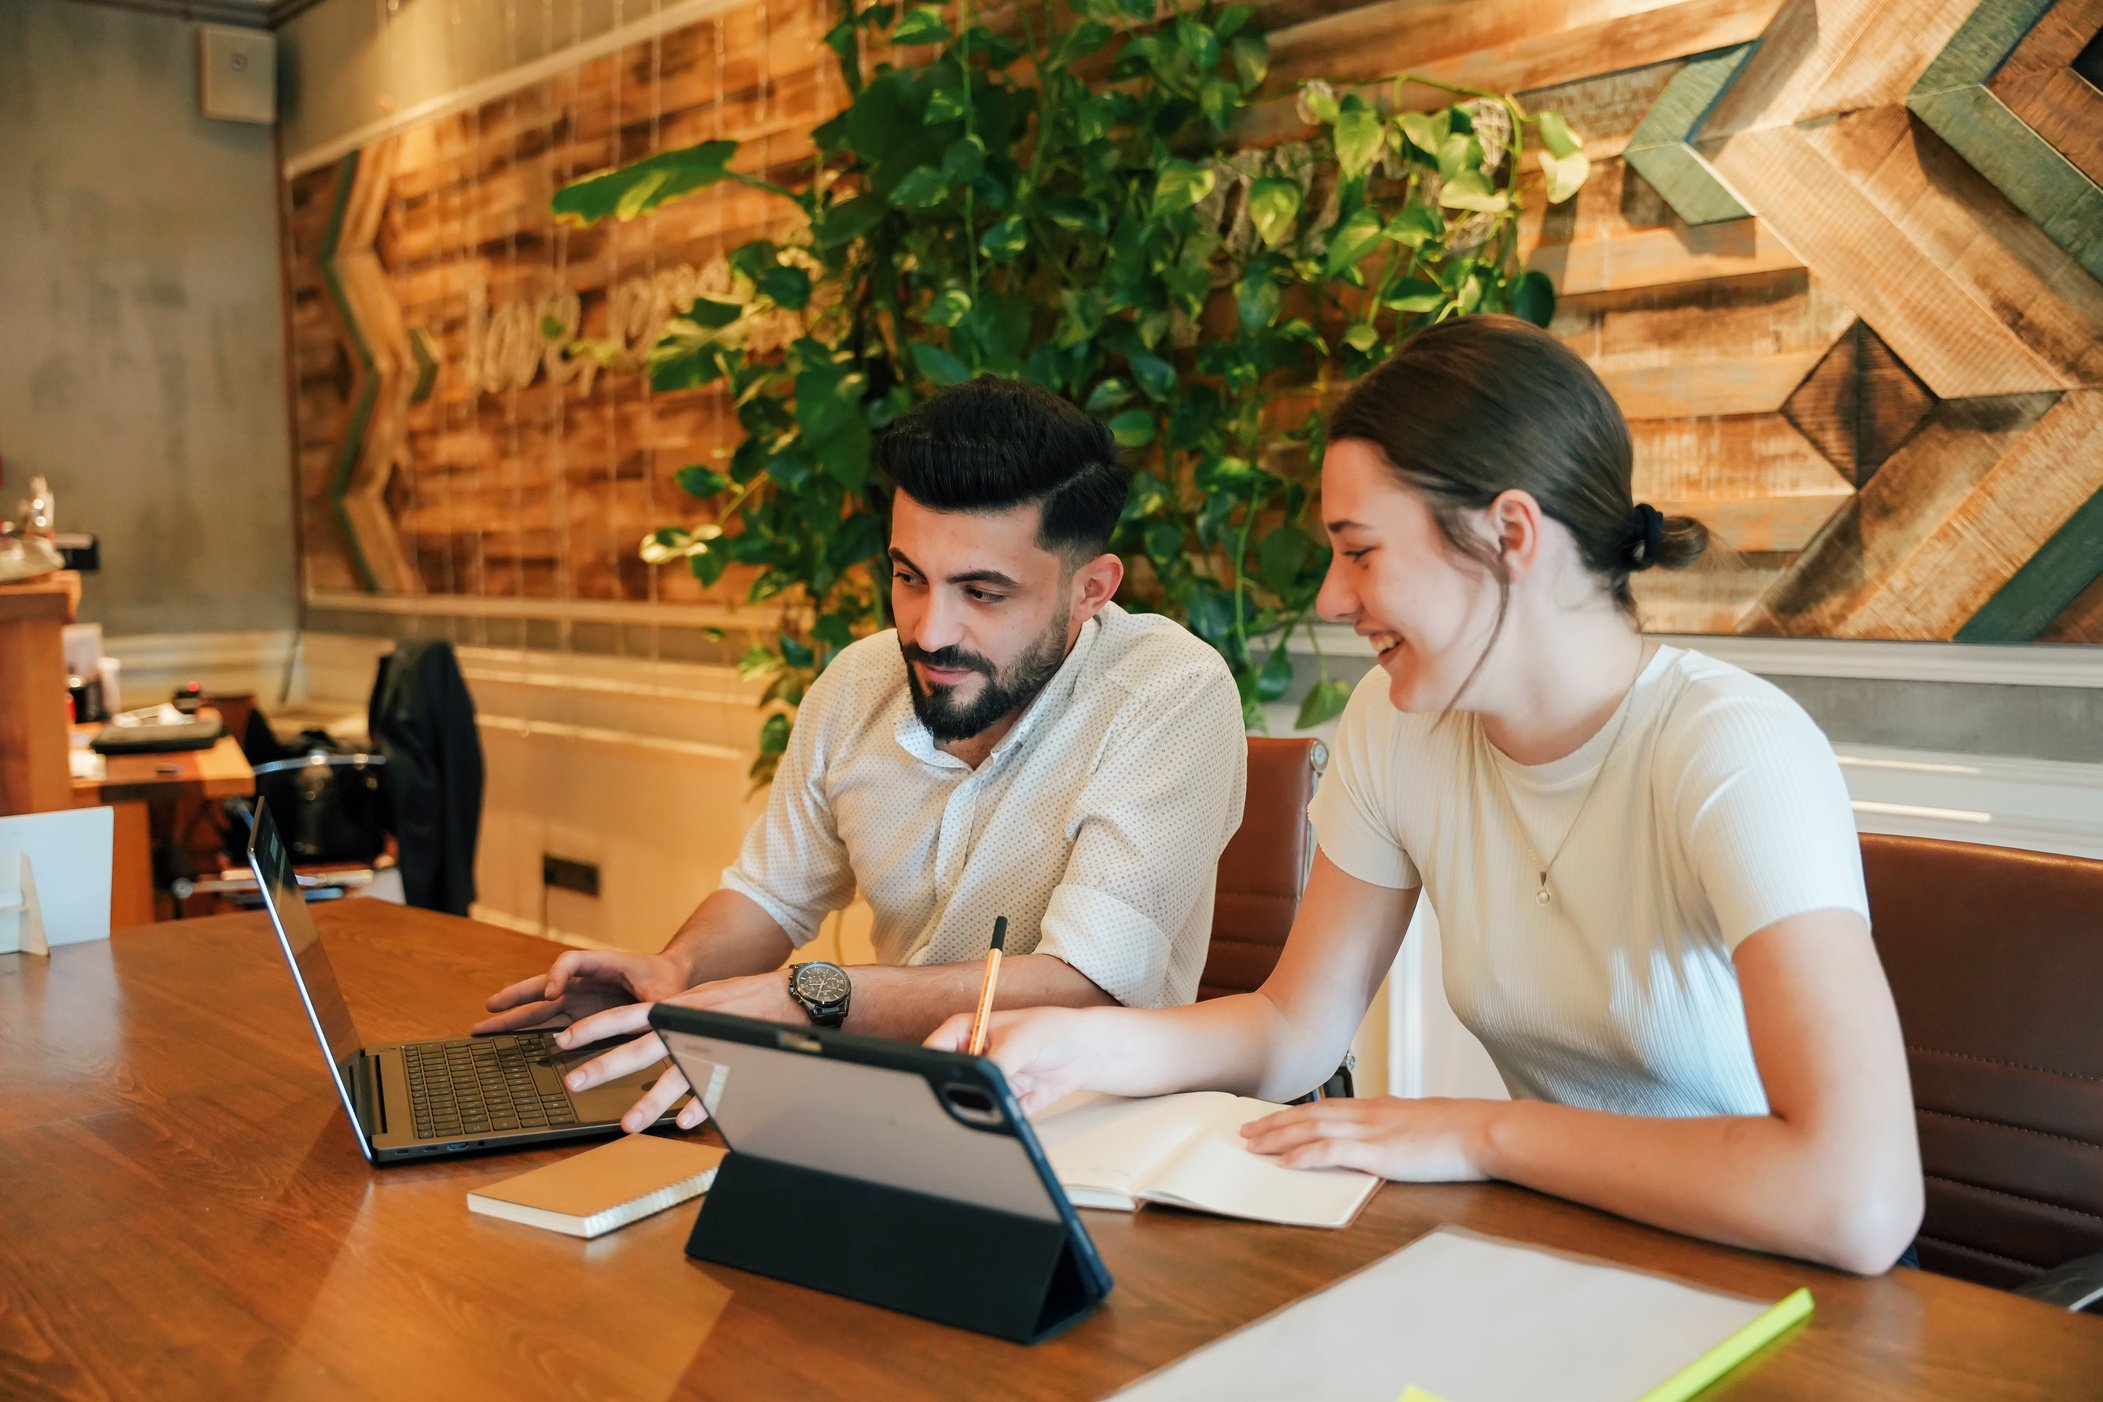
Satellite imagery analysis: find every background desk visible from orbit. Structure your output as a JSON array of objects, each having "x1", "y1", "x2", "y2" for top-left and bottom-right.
[
  {"x1": 68, "y1": 717, "x2": 254, "y2": 926},
  {"x1": 2, "y1": 904, "x2": 2097, "y2": 1400}
]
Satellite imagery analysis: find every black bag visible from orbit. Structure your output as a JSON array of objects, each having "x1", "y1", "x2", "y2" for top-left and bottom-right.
[{"x1": 248, "y1": 732, "x2": 389, "y2": 864}]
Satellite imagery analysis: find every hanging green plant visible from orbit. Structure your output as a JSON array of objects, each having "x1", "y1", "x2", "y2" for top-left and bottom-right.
[{"x1": 555, "y1": 0, "x2": 1588, "y2": 783}]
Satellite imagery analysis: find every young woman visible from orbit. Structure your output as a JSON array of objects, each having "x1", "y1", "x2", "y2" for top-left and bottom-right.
[{"x1": 930, "y1": 315, "x2": 1923, "y2": 1274}]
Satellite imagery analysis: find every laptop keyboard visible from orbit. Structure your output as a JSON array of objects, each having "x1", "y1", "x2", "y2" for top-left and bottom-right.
[{"x1": 403, "y1": 1036, "x2": 580, "y2": 1140}]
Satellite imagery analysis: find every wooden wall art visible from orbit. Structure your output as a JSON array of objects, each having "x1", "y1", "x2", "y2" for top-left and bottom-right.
[{"x1": 282, "y1": 0, "x2": 2103, "y2": 642}]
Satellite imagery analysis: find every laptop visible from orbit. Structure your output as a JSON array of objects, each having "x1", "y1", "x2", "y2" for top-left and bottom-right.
[{"x1": 246, "y1": 797, "x2": 675, "y2": 1163}]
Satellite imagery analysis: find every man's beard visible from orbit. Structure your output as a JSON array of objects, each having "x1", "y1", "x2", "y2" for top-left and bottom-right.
[{"x1": 901, "y1": 612, "x2": 1071, "y2": 743}]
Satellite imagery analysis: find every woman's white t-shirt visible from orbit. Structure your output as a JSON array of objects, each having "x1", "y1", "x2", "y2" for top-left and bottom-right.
[{"x1": 1308, "y1": 645, "x2": 1869, "y2": 1118}]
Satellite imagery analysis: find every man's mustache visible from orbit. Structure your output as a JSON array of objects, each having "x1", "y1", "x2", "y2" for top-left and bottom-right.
[{"x1": 902, "y1": 644, "x2": 994, "y2": 678}]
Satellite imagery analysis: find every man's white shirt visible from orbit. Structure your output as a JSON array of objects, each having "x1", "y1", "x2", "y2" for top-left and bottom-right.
[{"x1": 720, "y1": 602, "x2": 1247, "y2": 1008}]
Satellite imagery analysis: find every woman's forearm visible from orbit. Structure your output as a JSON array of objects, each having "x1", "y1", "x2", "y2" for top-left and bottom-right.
[
  {"x1": 1479, "y1": 1098, "x2": 1922, "y2": 1274},
  {"x1": 1068, "y1": 993, "x2": 1304, "y2": 1100}
]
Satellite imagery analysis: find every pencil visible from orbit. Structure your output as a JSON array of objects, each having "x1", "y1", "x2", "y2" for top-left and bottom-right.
[{"x1": 965, "y1": 916, "x2": 1008, "y2": 1057}]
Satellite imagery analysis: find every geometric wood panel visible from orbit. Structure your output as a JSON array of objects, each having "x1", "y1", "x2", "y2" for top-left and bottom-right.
[{"x1": 280, "y1": 0, "x2": 2103, "y2": 643}]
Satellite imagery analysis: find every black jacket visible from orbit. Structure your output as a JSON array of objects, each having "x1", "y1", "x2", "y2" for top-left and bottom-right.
[{"x1": 369, "y1": 640, "x2": 484, "y2": 916}]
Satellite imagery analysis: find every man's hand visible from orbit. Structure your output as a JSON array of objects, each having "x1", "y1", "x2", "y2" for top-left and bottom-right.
[
  {"x1": 1238, "y1": 1096, "x2": 1499, "y2": 1182},
  {"x1": 473, "y1": 948, "x2": 691, "y2": 1037},
  {"x1": 557, "y1": 971, "x2": 808, "y2": 1134}
]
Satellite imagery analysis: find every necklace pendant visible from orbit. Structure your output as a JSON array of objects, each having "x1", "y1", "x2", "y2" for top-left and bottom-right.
[{"x1": 1534, "y1": 874, "x2": 1552, "y2": 907}]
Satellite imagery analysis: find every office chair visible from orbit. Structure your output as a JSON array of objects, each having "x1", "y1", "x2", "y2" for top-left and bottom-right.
[
  {"x1": 1199, "y1": 737, "x2": 1349, "y2": 1097},
  {"x1": 1862, "y1": 832, "x2": 2103, "y2": 1312}
]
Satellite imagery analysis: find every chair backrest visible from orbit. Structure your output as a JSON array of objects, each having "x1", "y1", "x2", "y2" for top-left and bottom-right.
[
  {"x1": 1198, "y1": 737, "x2": 1327, "y2": 1002},
  {"x1": 1860, "y1": 832, "x2": 2103, "y2": 1290}
]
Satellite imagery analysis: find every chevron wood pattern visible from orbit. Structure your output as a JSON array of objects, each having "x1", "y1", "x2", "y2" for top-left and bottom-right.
[{"x1": 280, "y1": 0, "x2": 2103, "y2": 644}]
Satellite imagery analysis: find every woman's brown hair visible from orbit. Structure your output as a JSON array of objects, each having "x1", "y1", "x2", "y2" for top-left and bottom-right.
[{"x1": 1326, "y1": 315, "x2": 1709, "y2": 698}]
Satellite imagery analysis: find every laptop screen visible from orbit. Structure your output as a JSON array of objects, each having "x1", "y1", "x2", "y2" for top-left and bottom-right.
[{"x1": 247, "y1": 800, "x2": 370, "y2": 1146}]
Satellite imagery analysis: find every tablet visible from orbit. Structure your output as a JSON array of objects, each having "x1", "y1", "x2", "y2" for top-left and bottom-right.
[{"x1": 650, "y1": 1004, "x2": 1113, "y2": 1341}]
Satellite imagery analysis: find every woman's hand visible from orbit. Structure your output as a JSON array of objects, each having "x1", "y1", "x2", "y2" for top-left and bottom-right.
[
  {"x1": 925, "y1": 1007, "x2": 1103, "y2": 1116},
  {"x1": 1241, "y1": 1096, "x2": 1502, "y2": 1182}
]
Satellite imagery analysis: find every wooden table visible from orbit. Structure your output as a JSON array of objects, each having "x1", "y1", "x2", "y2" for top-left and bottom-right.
[
  {"x1": 3, "y1": 904, "x2": 2098, "y2": 1400},
  {"x1": 69, "y1": 713, "x2": 253, "y2": 926}
]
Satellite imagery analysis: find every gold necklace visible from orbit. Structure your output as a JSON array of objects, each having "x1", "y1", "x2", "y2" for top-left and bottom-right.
[{"x1": 1487, "y1": 651, "x2": 1647, "y2": 909}]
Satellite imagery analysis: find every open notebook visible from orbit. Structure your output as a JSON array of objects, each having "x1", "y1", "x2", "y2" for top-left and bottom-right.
[{"x1": 1032, "y1": 1092, "x2": 1380, "y2": 1229}]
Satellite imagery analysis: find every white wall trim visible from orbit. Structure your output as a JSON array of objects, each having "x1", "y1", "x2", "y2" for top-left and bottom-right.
[
  {"x1": 306, "y1": 588, "x2": 770, "y2": 632},
  {"x1": 101, "y1": 629, "x2": 301, "y2": 705},
  {"x1": 1293, "y1": 624, "x2": 2102, "y2": 687},
  {"x1": 280, "y1": 0, "x2": 750, "y2": 176}
]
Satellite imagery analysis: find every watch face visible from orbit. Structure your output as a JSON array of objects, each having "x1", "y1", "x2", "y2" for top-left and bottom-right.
[{"x1": 795, "y1": 963, "x2": 850, "y2": 1005}]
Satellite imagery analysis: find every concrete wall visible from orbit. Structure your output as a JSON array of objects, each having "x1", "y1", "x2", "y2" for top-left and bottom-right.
[{"x1": 0, "y1": 0, "x2": 295, "y2": 638}]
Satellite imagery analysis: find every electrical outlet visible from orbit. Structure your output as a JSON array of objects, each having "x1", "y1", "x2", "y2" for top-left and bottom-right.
[{"x1": 542, "y1": 854, "x2": 600, "y2": 898}]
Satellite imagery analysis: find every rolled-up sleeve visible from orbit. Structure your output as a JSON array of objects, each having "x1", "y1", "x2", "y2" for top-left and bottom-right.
[
  {"x1": 1033, "y1": 665, "x2": 1248, "y2": 1009},
  {"x1": 719, "y1": 671, "x2": 857, "y2": 947}
]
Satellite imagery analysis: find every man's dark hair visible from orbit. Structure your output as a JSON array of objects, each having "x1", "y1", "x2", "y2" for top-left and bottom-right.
[{"x1": 875, "y1": 376, "x2": 1130, "y2": 559}]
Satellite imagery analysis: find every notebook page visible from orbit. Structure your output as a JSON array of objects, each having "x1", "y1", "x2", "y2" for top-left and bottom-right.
[
  {"x1": 1033, "y1": 1092, "x2": 1242, "y2": 1207},
  {"x1": 1108, "y1": 1227, "x2": 1782, "y2": 1402},
  {"x1": 1139, "y1": 1096, "x2": 1379, "y2": 1228}
]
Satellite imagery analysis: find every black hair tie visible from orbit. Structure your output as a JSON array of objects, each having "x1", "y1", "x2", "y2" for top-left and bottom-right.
[{"x1": 1627, "y1": 502, "x2": 1665, "y2": 570}]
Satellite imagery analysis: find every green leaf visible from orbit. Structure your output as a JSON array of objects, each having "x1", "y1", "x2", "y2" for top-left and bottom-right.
[
  {"x1": 1436, "y1": 130, "x2": 1478, "y2": 182},
  {"x1": 1176, "y1": 16, "x2": 1220, "y2": 71},
  {"x1": 1247, "y1": 176, "x2": 1301, "y2": 248},
  {"x1": 1107, "y1": 409, "x2": 1157, "y2": 447},
  {"x1": 1299, "y1": 81, "x2": 1340, "y2": 125},
  {"x1": 889, "y1": 165, "x2": 950, "y2": 209},
  {"x1": 1398, "y1": 109, "x2": 1445, "y2": 158},
  {"x1": 675, "y1": 465, "x2": 730, "y2": 499},
  {"x1": 689, "y1": 547, "x2": 728, "y2": 589},
  {"x1": 684, "y1": 295, "x2": 745, "y2": 329},
  {"x1": 1295, "y1": 677, "x2": 1352, "y2": 729},
  {"x1": 941, "y1": 135, "x2": 986, "y2": 184},
  {"x1": 1438, "y1": 169, "x2": 1510, "y2": 213},
  {"x1": 1236, "y1": 272, "x2": 1282, "y2": 332},
  {"x1": 1334, "y1": 104, "x2": 1385, "y2": 182},
  {"x1": 1256, "y1": 525, "x2": 1313, "y2": 595},
  {"x1": 1342, "y1": 323, "x2": 1380, "y2": 352},
  {"x1": 1040, "y1": 195, "x2": 1107, "y2": 235},
  {"x1": 1321, "y1": 206, "x2": 1384, "y2": 277},
  {"x1": 1256, "y1": 644, "x2": 1294, "y2": 702},
  {"x1": 754, "y1": 262, "x2": 812, "y2": 309},
  {"x1": 1536, "y1": 109, "x2": 1583, "y2": 159},
  {"x1": 812, "y1": 613, "x2": 856, "y2": 649},
  {"x1": 1229, "y1": 34, "x2": 1268, "y2": 91},
  {"x1": 979, "y1": 216, "x2": 1027, "y2": 261},
  {"x1": 1540, "y1": 148, "x2": 1590, "y2": 204},
  {"x1": 1200, "y1": 76, "x2": 1239, "y2": 132},
  {"x1": 1150, "y1": 160, "x2": 1216, "y2": 218},
  {"x1": 1084, "y1": 377, "x2": 1134, "y2": 415},
  {"x1": 1511, "y1": 269, "x2": 1556, "y2": 327},
  {"x1": 889, "y1": 4, "x2": 951, "y2": 44},
  {"x1": 758, "y1": 712, "x2": 792, "y2": 758},
  {"x1": 908, "y1": 341, "x2": 972, "y2": 386},
  {"x1": 779, "y1": 633, "x2": 815, "y2": 669},
  {"x1": 1143, "y1": 519, "x2": 1182, "y2": 566},
  {"x1": 922, "y1": 288, "x2": 973, "y2": 327},
  {"x1": 552, "y1": 140, "x2": 739, "y2": 227},
  {"x1": 1380, "y1": 276, "x2": 1445, "y2": 313},
  {"x1": 814, "y1": 193, "x2": 888, "y2": 249},
  {"x1": 1127, "y1": 353, "x2": 1176, "y2": 402},
  {"x1": 1383, "y1": 204, "x2": 1444, "y2": 248},
  {"x1": 738, "y1": 645, "x2": 778, "y2": 679}
]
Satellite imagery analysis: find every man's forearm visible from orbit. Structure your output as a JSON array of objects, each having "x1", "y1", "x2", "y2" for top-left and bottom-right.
[
  {"x1": 841, "y1": 954, "x2": 1116, "y2": 1041},
  {"x1": 661, "y1": 889, "x2": 796, "y2": 985}
]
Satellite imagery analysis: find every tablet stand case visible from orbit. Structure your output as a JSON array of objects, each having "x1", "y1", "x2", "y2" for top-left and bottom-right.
[{"x1": 686, "y1": 1151, "x2": 1103, "y2": 1343}]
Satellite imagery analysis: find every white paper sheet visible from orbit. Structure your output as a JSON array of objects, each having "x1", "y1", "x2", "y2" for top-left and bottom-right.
[{"x1": 1107, "y1": 1227, "x2": 1780, "y2": 1402}]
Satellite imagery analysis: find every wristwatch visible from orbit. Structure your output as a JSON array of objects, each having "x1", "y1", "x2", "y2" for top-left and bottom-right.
[{"x1": 787, "y1": 961, "x2": 852, "y2": 1028}]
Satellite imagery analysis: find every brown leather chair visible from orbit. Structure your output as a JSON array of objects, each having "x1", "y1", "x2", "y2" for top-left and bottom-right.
[
  {"x1": 1199, "y1": 737, "x2": 1327, "y2": 1001},
  {"x1": 1862, "y1": 832, "x2": 2103, "y2": 1309}
]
